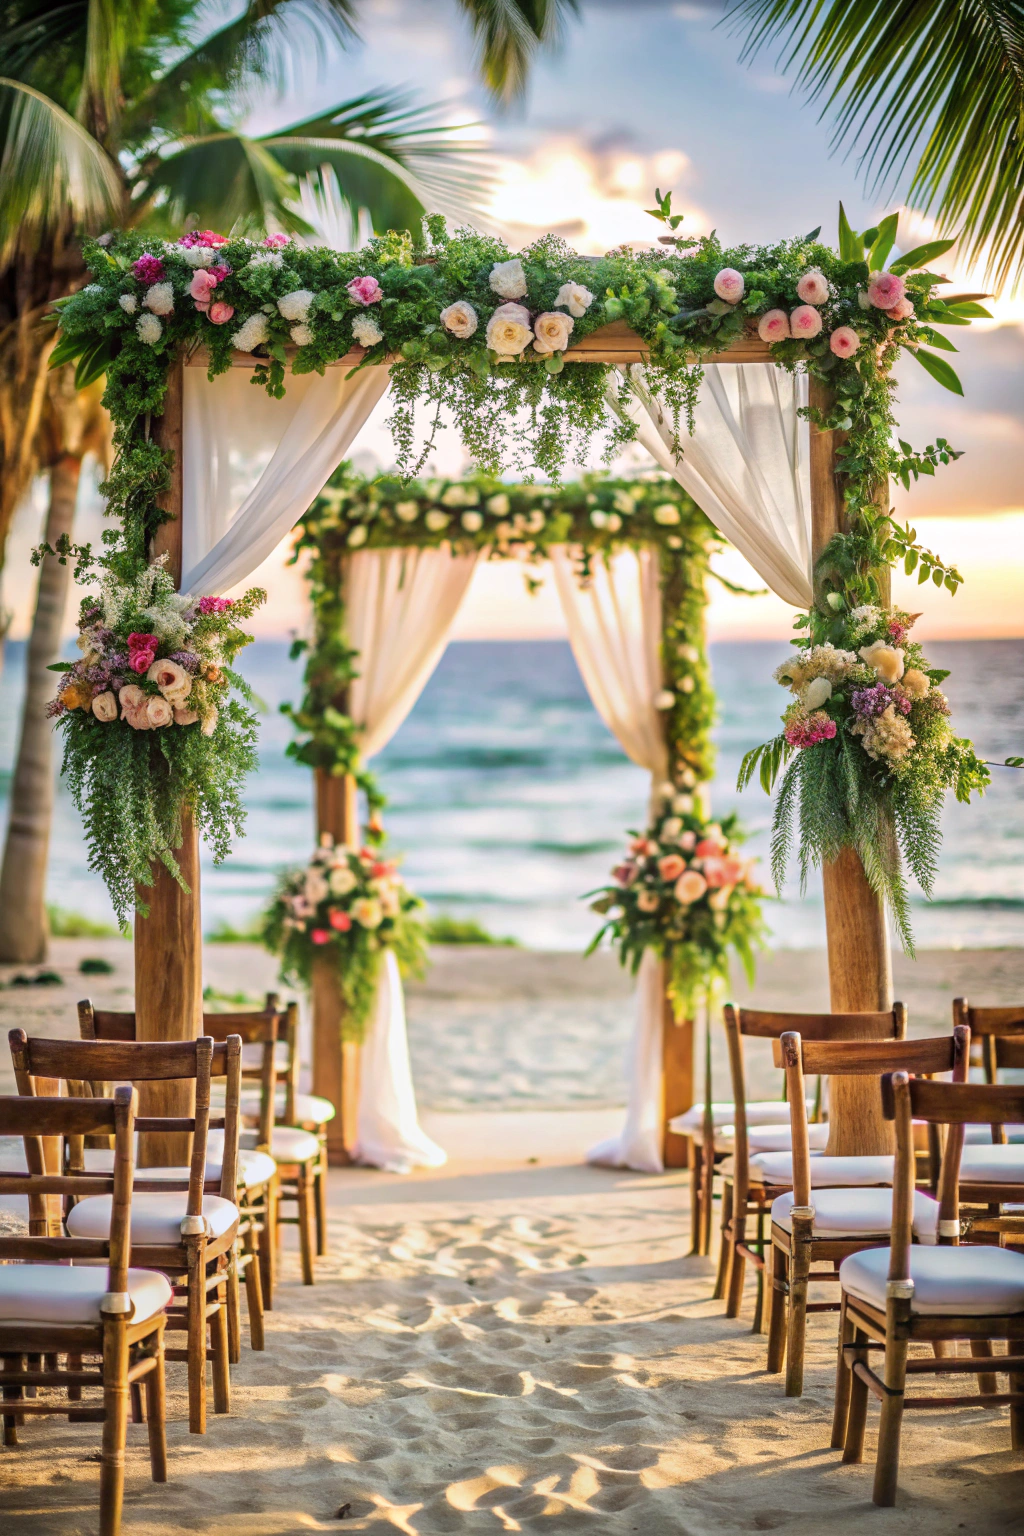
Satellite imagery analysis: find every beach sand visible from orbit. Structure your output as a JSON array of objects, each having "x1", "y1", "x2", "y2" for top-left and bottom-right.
[{"x1": 2, "y1": 943, "x2": 1023, "y2": 1531}]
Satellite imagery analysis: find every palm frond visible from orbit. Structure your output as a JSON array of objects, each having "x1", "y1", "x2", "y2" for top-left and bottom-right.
[
  {"x1": 0, "y1": 76, "x2": 121, "y2": 266},
  {"x1": 455, "y1": 0, "x2": 579, "y2": 103},
  {"x1": 134, "y1": 131, "x2": 309, "y2": 237},
  {"x1": 730, "y1": 0, "x2": 1024, "y2": 291}
]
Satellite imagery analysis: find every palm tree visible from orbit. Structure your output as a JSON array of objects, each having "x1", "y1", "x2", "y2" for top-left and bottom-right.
[{"x1": 730, "y1": 0, "x2": 1024, "y2": 292}]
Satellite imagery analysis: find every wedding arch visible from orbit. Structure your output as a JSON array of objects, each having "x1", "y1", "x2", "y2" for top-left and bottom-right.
[{"x1": 47, "y1": 208, "x2": 989, "y2": 1168}]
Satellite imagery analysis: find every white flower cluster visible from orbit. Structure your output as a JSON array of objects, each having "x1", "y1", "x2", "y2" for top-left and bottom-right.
[
  {"x1": 136, "y1": 313, "x2": 162, "y2": 345},
  {"x1": 119, "y1": 293, "x2": 138, "y2": 315},
  {"x1": 351, "y1": 313, "x2": 383, "y2": 348},
  {"x1": 246, "y1": 251, "x2": 284, "y2": 272},
  {"x1": 231, "y1": 313, "x2": 270, "y2": 353},
  {"x1": 277, "y1": 289, "x2": 314, "y2": 323},
  {"x1": 143, "y1": 283, "x2": 174, "y2": 316},
  {"x1": 489, "y1": 258, "x2": 527, "y2": 300},
  {"x1": 774, "y1": 643, "x2": 860, "y2": 691},
  {"x1": 849, "y1": 603, "x2": 882, "y2": 638}
]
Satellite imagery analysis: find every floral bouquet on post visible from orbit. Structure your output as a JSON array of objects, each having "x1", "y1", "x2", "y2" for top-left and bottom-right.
[
  {"x1": 261, "y1": 830, "x2": 428, "y2": 1042},
  {"x1": 587, "y1": 783, "x2": 766, "y2": 1019},
  {"x1": 47, "y1": 558, "x2": 264, "y2": 924}
]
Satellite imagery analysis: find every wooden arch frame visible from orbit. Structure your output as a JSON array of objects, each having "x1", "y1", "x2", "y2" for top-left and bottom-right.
[{"x1": 138, "y1": 321, "x2": 890, "y2": 1168}]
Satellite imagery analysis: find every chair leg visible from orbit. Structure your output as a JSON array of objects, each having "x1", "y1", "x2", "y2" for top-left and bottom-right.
[
  {"x1": 315, "y1": 1137, "x2": 329, "y2": 1258},
  {"x1": 2, "y1": 1354, "x2": 23, "y2": 1445},
  {"x1": 700, "y1": 1148, "x2": 716, "y2": 1259},
  {"x1": 243, "y1": 1217, "x2": 266, "y2": 1352},
  {"x1": 226, "y1": 1248, "x2": 242, "y2": 1366},
  {"x1": 67, "y1": 1351, "x2": 84, "y2": 1402},
  {"x1": 144, "y1": 1333, "x2": 168, "y2": 1484},
  {"x1": 210, "y1": 1266, "x2": 231, "y2": 1416},
  {"x1": 842, "y1": 1328, "x2": 870, "y2": 1465},
  {"x1": 186, "y1": 1241, "x2": 208, "y2": 1435},
  {"x1": 130, "y1": 1381, "x2": 145, "y2": 1423},
  {"x1": 713, "y1": 1181, "x2": 733, "y2": 1302},
  {"x1": 970, "y1": 1338, "x2": 999, "y2": 1396},
  {"x1": 831, "y1": 1293, "x2": 854, "y2": 1449},
  {"x1": 1010, "y1": 1365, "x2": 1024, "y2": 1450},
  {"x1": 259, "y1": 1178, "x2": 277, "y2": 1309},
  {"x1": 688, "y1": 1140, "x2": 703, "y2": 1256},
  {"x1": 766, "y1": 1241, "x2": 787, "y2": 1375},
  {"x1": 872, "y1": 1336, "x2": 909, "y2": 1507},
  {"x1": 298, "y1": 1162, "x2": 316, "y2": 1286},
  {"x1": 726, "y1": 1206, "x2": 747, "y2": 1318},
  {"x1": 751, "y1": 1211, "x2": 767, "y2": 1335},
  {"x1": 785, "y1": 1220, "x2": 812, "y2": 1398},
  {"x1": 99, "y1": 1321, "x2": 129, "y2": 1536}
]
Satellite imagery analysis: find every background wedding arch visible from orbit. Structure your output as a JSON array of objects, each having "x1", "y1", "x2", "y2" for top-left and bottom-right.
[{"x1": 46, "y1": 201, "x2": 990, "y2": 1168}]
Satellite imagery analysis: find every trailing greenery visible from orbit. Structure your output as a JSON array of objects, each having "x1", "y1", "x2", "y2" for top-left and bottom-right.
[{"x1": 261, "y1": 832, "x2": 428, "y2": 1042}]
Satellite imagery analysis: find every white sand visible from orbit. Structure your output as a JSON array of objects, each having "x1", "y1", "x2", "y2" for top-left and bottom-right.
[{"x1": 1, "y1": 1112, "x2": 1021, "y2": 1533}]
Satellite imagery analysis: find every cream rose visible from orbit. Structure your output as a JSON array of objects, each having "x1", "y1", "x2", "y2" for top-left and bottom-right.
[
  {"x1": 636, "y1": 889, "x2": 660, "y2": 913},
  {"x1": 305, "y1": 871, "x2": 329, "y2": 905},
  {"x1": 329, "y1": 865, "x2": 357, "y2": 896},
  {"x1": 91, "y1": 691, "x2": 118, "y2": 722},
  {"x1": 802, "y1": 677, "x2": 833, "y2": 710},
  {"x1": 439, "y1": 300, "x2": 478, "y2": 338},
  {"x1": 118, "y1": 684, "x2": 146, "y2": 716},
  {"x1": 173, "y1": 705, "x2": 200, "y2": 726},
  {"x1": 148, "y1": 658, "x2": 191, "y2": 701},
  {"x1": 859, "y1": 640, "x2": 905, "y2": 682},
  {"x1": 352, "y1": 897, "x2": 383, "y2": 929},
  {"x1": 554, "y1": 281, "x2": 593, "y2": 318},
  {"x1": 675, "y1": 870, "x2": 708, "y2": 904},
  {"x1": 489, "y1": 258, "x2": 527, "y2": 300},
  {"x1": 486, "y1": 303, "x2": 532, "y2": 356},
  {"x1": 901, "y1": 668, "x2": 930, "y2": 699},
  {"x1": 146, "y1": 695, "x2": 174, "y2": 727},
  {"x1": 532, "y1": 311, "x2": 574, "y2": 355}
]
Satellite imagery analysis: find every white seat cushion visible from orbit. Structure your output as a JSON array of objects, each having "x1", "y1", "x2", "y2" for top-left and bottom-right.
[
  {"x1": 0, "y1": 1265, "x2": 172, "y2": 1326},
  {"x1": 746, "y1": 1122, "x2": 831, "y2": 1155},
  {"x1": 236, "y1": 1090, "x2": 335, "y2": 1125},
  {"x1": 670, "y1": 1099, "x2": 813, "y2": 1138},
  {"x1": 960, "y1": 1144, "x2": 1024, "y2": 1184},
  {"x1": 772, "y1": 1188, "x2": 938, "y2": 1243},
  {"x1": 265, "y1": 1125, "x2": 320, "y2": 1164},
  {"x1": 67, "y1": 1193, "x2": 238, "y2": 1245},
  {"x1": 722, "y1": 1151, "x2": 895, "y2": 1187},
  {"x1": 82, "y1": 1147, "x2": 275, "y2": 1191},
  {"x1": 841, "y1": 1243, "x2": 1024, "y2": 1316}
]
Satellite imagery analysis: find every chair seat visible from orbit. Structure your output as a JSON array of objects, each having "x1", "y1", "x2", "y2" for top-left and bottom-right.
[
  {"x1": 236, "y1": 1089, "x2": 336, "y2": 1125},
  {"x1": 209, "y1": 1124, "x2": 319, "y2": 1165},
  {"x1": 841, "y1": 1243, "x2": 1024, "y2": 1316},
  {"x1": 960, "y1": 1144, "x2": 1024, "y2": 1184},
  {"x1": 670, "y1": 1098, "x2": 814, "y2": 1139},
  {"x1": 0, "y1": 1265, "x2": 172, "y2": 1326},
  {"x1": 82, "y1": 1147, "x2": 276, "y2": 1190},
  {"x1": 67, "y1": 1193, "x2": 238, "y2": 1246},
  {"x1": 722, "y1": 1151, "x2": 895, "y2": 1187},
  {"x1": 771, "y1": 1187, "x2": 938, "y2": 1243}
]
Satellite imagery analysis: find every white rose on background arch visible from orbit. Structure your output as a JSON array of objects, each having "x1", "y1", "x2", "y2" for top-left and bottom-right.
[
  {"x1": 486, "y1": 303, "x2": 532, "y2": 355},
  {"x1": 439, "y1": 300, "x2": 478, "y2": 338},
  {"x1": 532, "y1": 311, "x2": 574, "y2": 355},
  {"x1": 554, "y1": 281, "x2": 594, "y2": 318},
  {"x1": 489, "y1": 258, "x2": 528, "y2": 299}
]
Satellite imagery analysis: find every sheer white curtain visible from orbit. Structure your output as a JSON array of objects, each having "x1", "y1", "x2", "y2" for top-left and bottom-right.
[
  {"x1": 180, "y1": 364, "x2": 391, "y2": 595},
  {"x1": 343, "y1": 543, "x2": 481, "y2": 1171},
  {"x1": 609, "y1": 363, "x2": 813, "y2": 608},
  {"x1": 549, "y1": 546, "x2": 669, "y2": 1172}
]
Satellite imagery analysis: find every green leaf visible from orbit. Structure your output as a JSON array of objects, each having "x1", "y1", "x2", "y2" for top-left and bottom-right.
[
  {"x1": 903, "y1": 548, "x2": 918, "y2": 574},
  {"x1": 943, "y1": 300, "x2": 992, "y2": 319},
  {"x1": 910, "y1": 347, "x2": 964, "y2": 396},
  {"x1": 919, "y1": 327, "x2": 958, "y2": 352},
  {"x1": 867, "y1": 212, "x2": 899, "y2": 271},
  {"x1": 889, "y1": 238, "x2": 958, "y2": 274},
  {"x1": 837, "y1": 201, "x2": 862, "y2": 262}
]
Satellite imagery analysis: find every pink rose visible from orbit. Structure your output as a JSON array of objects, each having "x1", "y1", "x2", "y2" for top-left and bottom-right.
[
  {"x1": 829, "y1": 326, "x2": 861, "y2": 358},
  {"x1": 173, "y1": 706, "x2": 200, "y2": 726},
  {"x1": 207, "y1": 301, "x2": 234, "y2": 325},
  {"x1": 197, "y1": 596, "x2": 233, "y2": 613},
  {"x1": 189, "y1": 269, "x2": 219, "y2": 301},
  {"x1": 674, "y1": 870, "x2": 707, "y2": 905},
  {"x1": 695, "y1": 838, "x2": 724, "y2": 859},
  {"x1": 329, "y1": 910, "x2": 352, "y2": 932},
  {"x1": 146, "y1": 696, "x2": 173, "y2": 728},
  {"x1": 262, "y1": 233, "x2": 290, "y2": 249},
  {"x1": 311, "y1": 928, "x2": 331, "y2": 945},
  {"x1": 886, "y1": 297, "x2": 915, "y2": 322},
  {"x1": 127, "y1": 631, "x2": 159, "y2": 652},
  {"x1": 757, "y1": 309, "x2": 790, "y2": 343},
  {"x1": 679, "y1": 830, "x2": 696, "y2": 852},
  {"x1": 130, "y1": 649, "x2": 156, "y2": 674},
  {"x1": 179, "y1": 231, "x2": 228, "y2": 249},
  {"x1": 347, "y1": 275, "x2": 382, "y2": 306},
  {"x1": 629, "y1": 837, "x2": 656, "y2": 856},
  {"x1": 790, "y1": 305, "x2": 823, "y2": 339},
  {"x1": 866, "y1": 271, "x2": 906, "y2": 310},
  {"x1": 612, "y1": 863, "x2": 636, "y2": 886},
  {"x1": 91, "y1": 691, "x2": 118, "y2": 722},
  {"x1": 658, "y1": 854, "x2": 685, "y2": 882},
  {"x1": 795, "y1": 269, "x2": 829, "y2": 306},
  {"x1": 713, "y1": 268, "x2": 744, "y2": 304}
]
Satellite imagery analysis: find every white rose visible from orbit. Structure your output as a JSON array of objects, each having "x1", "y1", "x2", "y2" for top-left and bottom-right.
[
  {"x1": 672, "y1": 793, "x2": 694, "y2": 814},
  {"x1": 661, "y1": 817, "x2": 683, "y2": 840},
  {"x1": 347, "y1": 525, "x2": 368, "y2": 547},
  {"x1": 439, "y1": 300, "x2": 478, "y2": 338},
  {"x1": 654, "y1": 689, "x2": 676, "y2": 710},
  {"x1": 486, "y1": 302, "x2": 532, "y2": 356},
  {"x1": 425, "y1": 510, "x2": 450, "y2": 532},
  {"x1": 489, "y1": 258, "x2": 527, "y2": 300},
  {"x1": 143, "y1": 282, "x2": 175, "y2": 316},
  {"x1": 119, "y1": 293, "x2": 138, "y2": 314},
  {"x1": 351, "y1": 313, "x2": 383, "y2": 348},
  {"x1": 277, "y1": 289, "x2": 314, "y2": 323},
  {"x1": 486, "y1": 493, "x2": 510, "y2": 516},
  {"x1": 394, "y1": 501, "x2": 419, "y2": 522},
  {"x1": 461, "y1": 510, "x2": 483, "y2": 532},
  {"x1": 180, "y1": 246, "x2": 215, "y2": 268},
  {"x1": 554, "y1": 281, "x2": 594, "y2": 318},
  {"x1": 653, "y1": 503, "x2": 680, "y2": 525},
  {"x1": 440, "y1": 485, "x2": 468, "y2": 506},
  {"x1": 532, "y1": 311, "x2": 574, "y2": 355},
  {"x1": 329, "y1": 865, "x2": 357, "y2": 896},
  {"x1": 305, "y1": 871, "x2": 329, "y2": 905},
  {"x1": 136, "y1": 313, "x2": 162, "y2": 345},
  {"x1": 289, "y1": 323, "x2": 313, "y2": 346},
  {"x1": 802, "y1": 677, "x2": 833, "y2": 710}
]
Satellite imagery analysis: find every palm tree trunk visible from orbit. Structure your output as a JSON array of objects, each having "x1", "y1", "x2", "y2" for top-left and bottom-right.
[{"x1": 0, "y1": 454, "x2": 82, "y2": 961}]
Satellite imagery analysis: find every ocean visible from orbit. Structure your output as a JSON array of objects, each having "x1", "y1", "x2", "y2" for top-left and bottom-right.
[{"x1": 1, "y1": 637, "x2": 1022, "y2": 951}]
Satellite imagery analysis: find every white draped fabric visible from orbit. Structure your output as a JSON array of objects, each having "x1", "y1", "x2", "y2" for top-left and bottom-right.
[
  {"x1": 355, "y1": 950, "x2": 447, "y2": 1174},
  {"x1": 586, "y1": 950, "x2": 666, "y2": 1174},
  {"x1": 180, "y1": 364, "x2": 391, "y2": 595},
  {"x1": 345, "y1": 546, "x2": 480, "y2": 760},
  {"x1": 609, "y1": 363, "x2": 813, "y2": 609}
]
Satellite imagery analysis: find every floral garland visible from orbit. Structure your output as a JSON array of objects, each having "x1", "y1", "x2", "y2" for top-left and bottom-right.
[
  {"x1": 45, "y1": 558, "x2": 265, "y2": 924},
  {"x1": 261, "y1": 831, "x2": 427, "y2": 1041},
  {"x1": 588, "y1": 789, "x2": 766, "y2": 1019}
]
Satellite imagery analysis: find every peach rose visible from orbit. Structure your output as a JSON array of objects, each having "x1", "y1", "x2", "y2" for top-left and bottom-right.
[
  {"x1": 118, "y1": 684, "x2": 145, "y2": 716},
  {"x1": 713, "y1": 268, "x2": 744, "y2": 304},
  {"x1": 208, "y1": 301, "x2": 235, "y2": 325},
  {"x1": 795, "y1": 269, "x2": 829, "y2": 305},
  {"x1": 532, "y1": 311, "x2": 574, "y2": 354},
  {"x1": 886, "y1": 297, "x2": 915, "y2": 322},
  {"x1": 146, "y1": 695, "x2": 173, "y2": 727},
  {"x1": 148, "y1": 658, "x2": 191, "y2": 701},
  {"x1": 674, "y1": 870, "x2": 707, "y2": 904},
  {"x1": 173, "y1": 705, "x2": 200, "y2": 726},
  {"x1": 757, "y1": 309, "x2": 790, "y2": 343},
  {"x1": 124, "y1": 705, "x2": 153, "y2": 730},
  {"x1": 60, "y1": 681, "x2": 92, "y2": 711},
  {"x1": 790, "y1": 304, "x2": 823, "y2": 339},
  {"x1": 901, "y1": 668, "x2": 930, "y2": 699},
  {"x1": 91, "y1": 691, "x2": 118, "y2": 722},
  {"x1": 439, "y1": 300, "x2": 478, "y2": 338},
  {"x1": 829, "y1": 326, "x2": 860, "y2": 358},
  {"x1": 859, "y1": 640, "x2": 905, "y2": 682},
  {"x1": 866, "y1": 271, "x2": 905, "y2": 309},
  {"x1": 658, "y1": 854, "x2": 685, "y2": 882},
  {"x1": 636, "y1": 889, "x2": 660, "y2": 913}
]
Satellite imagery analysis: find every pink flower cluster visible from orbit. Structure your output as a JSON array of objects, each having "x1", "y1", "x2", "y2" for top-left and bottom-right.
[
  {"x1": 348, "y1": 275, "x2": 382, "y2": 306},
  {"x1": 127, "y1": 631, "x2": 159, "y2": 675},
  {"x1": 179, "y1": 231, "x2": 229, "y2": 249},
  {"x1": 132, "y1": 254, "x2": 165, "y2": 284},
  {"x1": 262, "y1": 233, "x2": 290, "y2": 249},
  {"x1": 197, "y1": 596, "x2": 234, "y2": 614},
  {"x1": 887, "y1": 618, "x2": 908, "y2": 645},
  {"x1": 784, "y1": 710, "x2": 837, "y2": 748},
  {"x1": 189, "y1": 267, "x2": 234, "y2": 324}
]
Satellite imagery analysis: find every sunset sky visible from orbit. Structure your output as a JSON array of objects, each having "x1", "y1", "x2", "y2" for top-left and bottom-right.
[{"x1": 7, "y1": 0, "x2": 1023, "y2": 643}]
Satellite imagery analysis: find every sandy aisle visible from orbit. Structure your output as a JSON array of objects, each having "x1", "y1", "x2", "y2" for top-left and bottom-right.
[{"x1": 1, "y1": 1113, "x2": 1020, "y2": 1534}]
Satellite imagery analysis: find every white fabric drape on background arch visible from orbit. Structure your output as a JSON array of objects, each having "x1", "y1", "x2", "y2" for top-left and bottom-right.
[
  {"x1": 343, "y1": 544, "x2": 481, "y2": 1172},
  {"x1": 608, "y1": 362, "x2": 813, "y2": 608},
  {"x1": 180, "y1": 364, "x2": 391, "y2": 595},
  {"x1": 549, "y1": 546, "x2": 668, "y2": 1173}
]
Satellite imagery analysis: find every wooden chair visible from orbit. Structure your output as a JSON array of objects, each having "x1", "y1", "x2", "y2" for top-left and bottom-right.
[
  {"x1": 767, "y1": 1027, "x2": 969, "y2": 1396},
  {"x1": 0, "y1": 1087, "x2": 169, "y2": 1536},
  {"x1": 833, "y1": 1073, "x2": 1024, "y2": 1506},
  {"x1": 719, "y1": 1002, "x2": 907, "y2": 1326},
  {"x1": 79, "y1": 999, "x2": 276, "y2": 1328},
  {"x1": 9, "y1": 1030, "x2": 239, "y2": 1435}
]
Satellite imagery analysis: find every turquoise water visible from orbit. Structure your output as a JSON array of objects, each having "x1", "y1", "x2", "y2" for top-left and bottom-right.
[{"x1": 1, "y1": 637, "x2": 1022, "y2": 950}]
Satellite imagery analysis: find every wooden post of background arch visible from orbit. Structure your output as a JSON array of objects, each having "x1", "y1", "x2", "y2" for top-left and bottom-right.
[{"x1": 134, "y1": 355, "x2": 202, "y2": 1167}]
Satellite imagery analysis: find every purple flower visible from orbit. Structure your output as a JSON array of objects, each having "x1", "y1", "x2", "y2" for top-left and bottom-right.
[
  {"x1": 851, "y1": 682, "x2": 892, "y2": 719},
  {"x1": 169, "y1": 650, "x2": 202, "y2": 673},
  {"x1": 132, "y1": 253, "x2": 166, "y2": 285}
]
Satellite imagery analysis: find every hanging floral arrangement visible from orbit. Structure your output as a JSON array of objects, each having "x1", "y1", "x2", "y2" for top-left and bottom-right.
[
  {"x1": 45, "y1": 558, "x2": 265, "y2": 925},
  {"x1": 261, "y1": 831, "x2": 427, "y2": 1041},
  {"x1": 587, "y1": 787, "x2": 767, "y2": 1019}
]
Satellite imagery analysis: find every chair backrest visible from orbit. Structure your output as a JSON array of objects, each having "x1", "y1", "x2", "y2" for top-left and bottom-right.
[
  {"x1": 778, "y1": 1028, "x2": 970, "y2": 1206},
  {"x1": 8, "y1": 1030, "x2": 240, "y2": 1208},
  {"x1": 952, "y1": 999, "x2": 1024, "y2": 1142},
  {"x1": 80, "y1": 992, "x2": 286, "y2": 1145},
  {"x1": 0, "y1": 1086, "x2": 137, "y2": 1297},
  {"x1": 885, "y1": 1074, "x2": 1024, "y2": 1275}
]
